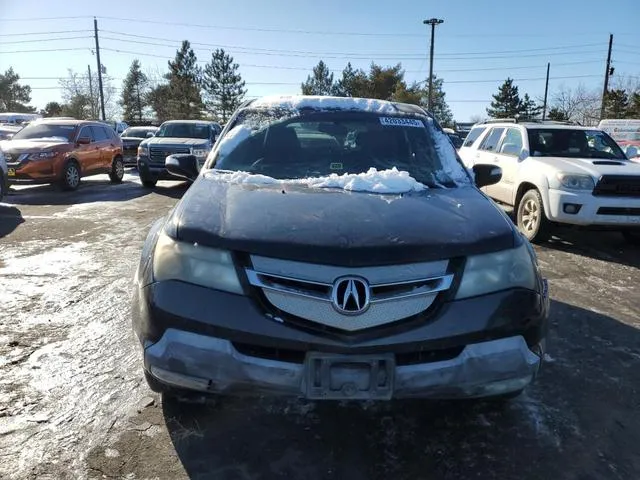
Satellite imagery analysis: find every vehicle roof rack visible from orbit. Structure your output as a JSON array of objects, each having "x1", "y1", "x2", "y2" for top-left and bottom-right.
[{"x1": 483, "y1": 118, "x2": 517, "y2": 124}]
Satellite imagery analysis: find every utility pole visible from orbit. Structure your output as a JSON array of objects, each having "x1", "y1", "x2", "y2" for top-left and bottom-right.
[
  {"x1": 87, "y1": 64, "x2": 95, "y2": 118},
  {"x1": 542, "y1": 62, "x2": 550, "y2": 121},
  {"x1": 94, "y1": 17, "x2": 106, "y2": 121},
  {"x1": 600, "y1": 34, "x2": 614, "y2": 121},
  {"x1": 423, "y1": 18, "x2": 444, "y2": 112}
]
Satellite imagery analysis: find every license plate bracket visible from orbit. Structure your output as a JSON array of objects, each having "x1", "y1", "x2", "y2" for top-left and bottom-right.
[{"x1": 305, "y1": 353, "x2": 395, "y2": 400}]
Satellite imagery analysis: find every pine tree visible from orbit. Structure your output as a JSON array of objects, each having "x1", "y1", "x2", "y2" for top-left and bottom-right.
[
  {"x1": 202, "y1": 49, "x2": 247, "y2": 122},
  {"x1": 301, "y1": 61, "x2": 335, "y2": 96},
  {"x1": 603, "y1": 89, "x2": 630, "y2": 118},
  {"x1": 547, "y1": 107, "x2": 569, "y2": 121},
  {"x1": 333, "y1": 63, "x2": 369, "y2": 97},
  {"x1": 487, "y1": 78, "x2": 522, "y2": 118},
  {"x1": 422, "y1": 75, "x2": 454, "y2": 127},
  {"x1": 629, "y1": 91, "x2": 640, "y2": 117},
  {"x1": 367, "y1": 63, "x2": 404, "y2": 100},
  {"x1": 120, "y1": 60, "x2": 149, "y2": 123},
  {"x1": 146, "y1": 84, "x2": 172, "y2": 123},
  {"x1": 164, "y1": 40, "x2": 204, "y2": 119},
  {"x1": 0, "y1": 68, "x2": 35, "y2": 112},
  {"x1": 41, "y1": 101, "x2": 63, "y2": 117},
  {"x1": 520, "y1": 93, "x2": 542, "y2": 120}
]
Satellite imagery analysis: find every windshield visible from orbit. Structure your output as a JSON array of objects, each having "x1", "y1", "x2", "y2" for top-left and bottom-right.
[
  {"x1": 122, "y1": 127, "x2": 155, "y2": 138},
  {"x1": 210, "y1": 110, "x2": 471, "y2": 188},
  {"x1": 156, "y1": 122, "x2": 210, "y2": 139},
  {"x1": 11, "y1": 123, "x2": 76, "y2": 142},
  {"x1": 527, "y1": 128, "x2": 627, "y2": 160}
]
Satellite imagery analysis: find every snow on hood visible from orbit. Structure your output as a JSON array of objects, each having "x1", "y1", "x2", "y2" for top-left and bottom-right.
[
  {"x1": 206, "y1": 167, "x2": 427, "y2": 194},
  {"x1": 250, "y1": 95, "x2": 398, "y2": 114}
]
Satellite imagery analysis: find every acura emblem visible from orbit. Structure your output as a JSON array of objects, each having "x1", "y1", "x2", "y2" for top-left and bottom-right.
[{"x1": 331, "y1": 276, "x2": 370, "y2": 315}]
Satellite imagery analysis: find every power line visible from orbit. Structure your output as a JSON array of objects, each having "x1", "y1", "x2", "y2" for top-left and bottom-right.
[
  {"x1": 0, "y1": 47, "x2": 89, "y2": 54},
  {"x1": 0, "y1": 35, "x2": 93, "y2": 44},
  {"x1": 101, "y1": 30, "x2": 606, "y2": 58},
  {"x1": 0, "y1": 29, "x2": 93, "y2": 37},
  {"x1": 0, "y1": 16, "x2": 92, "y2": 21}
]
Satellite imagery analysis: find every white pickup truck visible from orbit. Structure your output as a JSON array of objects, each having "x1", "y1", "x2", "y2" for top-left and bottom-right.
[{"x1": 459, "y1": 120, "x2": 640, "y2": 244}]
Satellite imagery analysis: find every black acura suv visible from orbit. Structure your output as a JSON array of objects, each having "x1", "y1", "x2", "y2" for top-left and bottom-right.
[{"x1": 132, "y1": 96, "x2": 549, "y2": 401}]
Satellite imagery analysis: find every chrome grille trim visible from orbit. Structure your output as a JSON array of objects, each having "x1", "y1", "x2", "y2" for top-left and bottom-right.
[{"x1": 246, "y1": 269, "x2": 454, "y2": 305}]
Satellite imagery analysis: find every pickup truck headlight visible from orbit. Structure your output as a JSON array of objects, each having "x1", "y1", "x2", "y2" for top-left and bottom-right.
[
  {"x1": 553, "y1": 173, "x2": 595, "y2": 190},
  {"x1": 455, "y1": 243, "x2": 537, "y2": 299},
  {"x1": 191, "y1": 148, "x2": 210, "y2": 158},
  {"x1": 137, "y1": 145, "x2": 149, "y2": 156},
  {"x1": 29, "y1": 151, "x2": 58, "y2": 160},
  {"x1": 152, "y1": 232, "x2": 243, "y2": 294}
]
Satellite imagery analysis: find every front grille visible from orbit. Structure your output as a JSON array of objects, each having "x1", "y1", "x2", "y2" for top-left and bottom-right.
[
  {"x1": 149, "y1": 145, "x2": 190, "y2": 165},
  {"x1": 247, "y1": 255, "x2": 452, "y2": 332},
  {"x1": 597, "y1": 207, "x2": 640, "y2": 216},
  {"x1": 593, "y1": 175, "x2": 640, "y2": 198}
]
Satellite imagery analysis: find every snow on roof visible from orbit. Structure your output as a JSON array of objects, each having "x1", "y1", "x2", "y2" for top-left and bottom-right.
[
  {"x1": 249, "y1": 95, "x2": 400, "y2": 114},
  {"x1": 207, "y1": 167, "x2": 427, "y2": 194}
]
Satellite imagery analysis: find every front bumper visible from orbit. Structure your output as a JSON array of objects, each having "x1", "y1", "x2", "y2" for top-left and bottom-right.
[
  {"x1": 547, "y1": 189, "x2": 640, "y2": 227},
  {"x1": 144, "y1": 331, "x2": 543, "y2": 399},
  {"x1": 137, "y1": 155, "x2": 179, "y2": 181}
]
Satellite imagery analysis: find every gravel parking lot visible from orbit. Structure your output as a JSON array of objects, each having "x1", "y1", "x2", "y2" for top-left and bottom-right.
[{"x1": 1, "y1": 172, "x2": 639, "y2": 480}]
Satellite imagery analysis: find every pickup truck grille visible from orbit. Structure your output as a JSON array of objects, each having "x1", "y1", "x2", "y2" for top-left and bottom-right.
[
  {"x1": 593, "y1": 175, "x2": 640, "y2": 198},
  {"x1": 149, "y1": 145, "x2": 191, "y2": 165}
]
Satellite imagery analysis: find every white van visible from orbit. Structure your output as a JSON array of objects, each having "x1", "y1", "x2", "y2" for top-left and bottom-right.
[{"x1": 0, "y1": 112, "x2": 42, "y2": 126}]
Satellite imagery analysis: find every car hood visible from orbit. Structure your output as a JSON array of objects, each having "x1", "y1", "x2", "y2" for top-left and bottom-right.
[
  {"x1": 147, "y1": 137, "x2": 209, "y2": 146},
  {"x1": 532, "y1": 156, "x2": 640, "y2": 177},
  {"x1": 168, "y1": 176, "x2": 517, "y2": 267},
  {"x1": 1, "y1": 139, "x2": 70, "y2": 152}
]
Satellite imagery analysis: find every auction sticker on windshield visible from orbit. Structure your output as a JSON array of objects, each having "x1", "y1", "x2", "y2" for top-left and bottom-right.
[{"x1": 379, "y1": 117, "x2": 423, "y2": 128}]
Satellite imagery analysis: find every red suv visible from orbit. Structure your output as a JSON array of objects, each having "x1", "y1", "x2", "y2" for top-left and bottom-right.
[{"x1": 2, "y1": 119, "x2": 124, "y2": 190}]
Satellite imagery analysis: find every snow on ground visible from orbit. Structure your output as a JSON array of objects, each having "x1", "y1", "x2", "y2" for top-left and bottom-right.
[
  {"x1": 206, "y1": 167, "x2": 427, "y2": 194},
  {"x1": 250, "y1": 95, "x2": 398, "y2": 114}
]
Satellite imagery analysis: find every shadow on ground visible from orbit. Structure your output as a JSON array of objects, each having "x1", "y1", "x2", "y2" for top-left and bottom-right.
[
  {"x1": 0, "y1": 204, "x2": 24, "y2": 238},
  {"x1": 132, "y1": 299, "x2": 639, "y2": 480},
  {"x1": 541, "y1": 227, "x2": 640, "y2": 269}
]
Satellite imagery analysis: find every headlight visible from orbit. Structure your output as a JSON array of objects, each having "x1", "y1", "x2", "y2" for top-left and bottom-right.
[
  {"x1": 138, "y1": 145, "x2": 149, "y2": 156},
  {"x1": 191, "y1": 148, "x2": 210, "y2": 158},
  {"x1": 455, "y1": 243, "x2": 537, "y2": 299},
  {"x1": 553, "y1": 172, "x2": 595, "y2": 190},
  {"x1": 152, "y1": 232, "x2": 243, "y2": 295},
  {"x1": 29, "y1": 151, "x2": 58, "y2": 160}
]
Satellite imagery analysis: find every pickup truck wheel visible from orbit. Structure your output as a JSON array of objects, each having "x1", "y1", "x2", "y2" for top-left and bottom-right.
[
  {"x1": 622, "y1": 230, "x2": 640, "y2": 246},
  {"x1": 0, "y1": 173, "x2": 6, "y2": 202},
  {"x1": 141, "y1": 178, "x2": 157, "y2": 188},
  {"x1": 60, "y1": 161, "x2": 81, "y2": 191},
  {"x1": 517, "y1": 189, "x2": 551, "y2": 243},
  {"x1": 109, "y1": 156, "x2": 124, "y2": 183}
]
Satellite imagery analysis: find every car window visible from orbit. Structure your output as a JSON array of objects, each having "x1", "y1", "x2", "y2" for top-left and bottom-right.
[
  {"x1": 527, "y1": 128, "x2": 626, "y2": 160},
  {"x1": 498, "y1": 128, "x2": 523, "y2": 156},
  {"x1": 478, "y1": 127, "x2": 505, "y2": 152},
  {"x1": 11, "y1": 123, "x2": 76, "y2": 142},
  {"x1": 91, "y1": 126, "x2": 109, "y2": 142},
  {"x1": 211, "y1": 111, "x2": 472, "y2": 188},
  {"x1": 104, "y1": 126, "x2": 117, "y2": 139},
  {"x1": 462, "y1": 126, "x2": 486, "y2": 147},
  {"x1": 78, "y1": 126, "x2": 95, "y2": 142},
  {"x1": 156, "y1": 122, "x2": 211, "y2": 139}
]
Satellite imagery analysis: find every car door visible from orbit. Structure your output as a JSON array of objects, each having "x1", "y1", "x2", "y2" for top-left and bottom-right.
[
  {"x1": 75, "y1": 126, "x2": 101, "y2": 175},
  {"x1": 475, "y1": 127, "x2": 506, "y2": 197},
  {"x1": 458, "y1": 126, "x2": 488, "y2": 167},
  {"x1": 491, "y1": 127, "x2": 524, "y2": 205},
  {"x1": 90, "y1": 126, "x2": 111, "y2": 171}
]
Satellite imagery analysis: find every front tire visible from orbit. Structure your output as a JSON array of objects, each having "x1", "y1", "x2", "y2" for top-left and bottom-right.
[
  {"x1": 60, "y1": 161, "x2": 80, "y2": 191},
  {"x1": 517, "y1": 189, "x2": 551, "y2": 243},
  {"x1": 141, "y1": 178, "x2": 157, "y2": 188},
  {"x1": 622, "y1": 230, "x2": 640, "y2": 246},
  {"x1": 0, "y1": 173, "x2": 6, "y2": 202},
  {"x1": 109, "y1": 156, "x2": 124, "y2": 183}
]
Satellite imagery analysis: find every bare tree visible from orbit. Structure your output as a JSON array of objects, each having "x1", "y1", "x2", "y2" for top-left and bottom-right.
[
  {"x1": 550, "y1": 84, "x2": 600, "y2": 125},
  {"x1": 58, "y1": 69, "x2": 118, "y2": 120},
  {"x1": 469, "y1": 114, "x2": 485, "y2": 124}
]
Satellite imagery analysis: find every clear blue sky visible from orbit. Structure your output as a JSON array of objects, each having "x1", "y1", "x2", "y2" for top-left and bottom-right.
[{"x1": 1, "y1": 0, "x2": 638, "y2": 121}]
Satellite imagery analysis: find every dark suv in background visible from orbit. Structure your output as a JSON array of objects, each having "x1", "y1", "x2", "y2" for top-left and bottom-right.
[
  {"x1": 137, "y1": 120, "x2": 218, "y2": 188},
  {"x1": 120, "y1": 126, "x2": 158, "y2": 167},
  {"x1": 133, "y1": 96, "x2": 549, "y2": 403}
]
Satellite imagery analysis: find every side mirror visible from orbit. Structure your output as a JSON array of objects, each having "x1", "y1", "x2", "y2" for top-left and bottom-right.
[
  {"x1": 146, "y1": 131, "x2": 155, "y2": 138},
  {"x1": 166, "y1": 154, "x2": 199, "y2": 181},
  {"x1": 473, "y1": 164, "x2": 502, "y2": 188},
  {"x1": 518, "y1": 148, "x2": 529, "y2": 161},
  {"x1": 626, "y1": 146, "x2": 639, "y2": 159},
  {"x1": 77, "y1": 136, "x2": 91, "y2": 145}
]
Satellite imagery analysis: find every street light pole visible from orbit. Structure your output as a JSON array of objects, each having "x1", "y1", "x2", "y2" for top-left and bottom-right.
[{"x1": 423, "y1": 18, "x2": 444, "y2": 112}]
